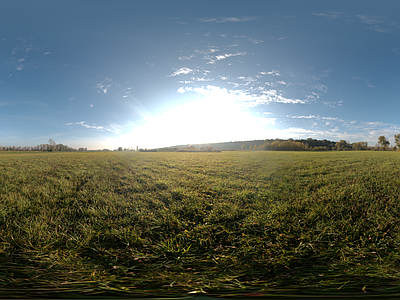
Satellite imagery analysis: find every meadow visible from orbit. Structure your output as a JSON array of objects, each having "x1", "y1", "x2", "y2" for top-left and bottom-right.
[{"x1": 1, "y1": 150, "x2": 400, "y2": 297}]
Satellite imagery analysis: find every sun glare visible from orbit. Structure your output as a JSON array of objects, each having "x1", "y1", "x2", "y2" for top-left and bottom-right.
[{"x1": 114, "y1": 87, "x2": 277, "y2": 149}]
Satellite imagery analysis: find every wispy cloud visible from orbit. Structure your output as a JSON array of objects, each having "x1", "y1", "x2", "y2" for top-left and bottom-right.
[
  {"x1": 259, "y1": 70, "x2": 281, "y2": 77},
  {"x1": 3, "y1": 37, "x2": 48, "y2": 76},
  {"x1": 291, "y1": 115, "x2": 317, "y2": 119},
  {"x1": 0, "y1": 101, "x2": 14, "y2": 107},
  {"x1": 178, "y1": 85, "x2": 305, "y2": 106},
  {"x1": 178, "y1": 54, "x2": 196, "y2": 61},
  {"x1": 107, "y1": 122, "x2": 124, "y2": 135},
  {"x1": 67, "y1": 121, "x2": 104, "y2": 130},
  {"x1": 312, "y1": 69, "x2": 333, "y2": 81},
  {"x1": 168, "y1": 67, "x2": 193, "y2": 77},
  {"x1": 352, "y1": 76, "x2": 375, "y2": 88},
  {"x1": 195, "y1": 48, "x2": 220, "y2": 54},
  {"x1": 313, "y1": 12, "x2": 398, "y2": 34},
  {"x1": 357, "y1": 14, "x2": 398, "y2": 33},
  {"x1": 197, "y1": 17, "x2": 258, "y2": 23},
  {"x1": 234, "y1": 35, "x2": 264, "y2": 44},
  {"x1": 215, "y1": 52, "x2": 246, "y2": 61},
  {"x1": 66, "y1": 121, "x2": 123, "y2": 135},
  {"x1": 96, "y1": 78, "x2": 115, "y2": 93},
  {"x1": 205, "y1": 52, "x2": 247, "y2": 64},
  {"x1": 312, "y1": 12, "x2": 348, "y2": 19},
  {"x1": 322, "y1": 99, "x2": 343, "y2": 108}
]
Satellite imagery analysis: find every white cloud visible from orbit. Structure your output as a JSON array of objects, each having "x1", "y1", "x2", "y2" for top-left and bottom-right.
[
  {"x1": 291, "y1": 115, "x2": 316, "y2": 119},
  {"x1": 168, "y1": 67, "x2": 193, "y2": 77},
  {"x1": 265, "y1": 70, "x2": 281, "y2": 76},
  {"x1": 206, "y1": 52, "x2": 246, "y2": 64},
  {"x1": 195, "y1": 48, "x2": 220, "y2": 55},
  {"x1": 44, "y1": 52, "x2": 51, "y2": 55},
  {"x1": 67, "y1": 121, "x2": 104, "y2": 130}
]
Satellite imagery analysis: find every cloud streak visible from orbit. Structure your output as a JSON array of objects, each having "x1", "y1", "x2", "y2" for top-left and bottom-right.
[
  {"x1": 357, "y1": 14, "x2": 398, "y2": 33},
  {"x1": 67, "y1": 121, "x2": 104, "y2": 130},
  {"x1": 178, "y1": 85, "x2": 305, "y2": 106},
  {"x1": 197, "y1": 17, "x2": 258, "y2": 23}
]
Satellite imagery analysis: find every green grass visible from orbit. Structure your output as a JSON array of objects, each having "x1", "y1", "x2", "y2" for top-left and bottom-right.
[{"x1": 1, "y1": 150, "x2": 400, "y2": 297}]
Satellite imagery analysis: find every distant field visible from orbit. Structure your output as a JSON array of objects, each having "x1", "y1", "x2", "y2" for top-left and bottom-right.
[{"x1": 1, "y1": 151, "x2": 400, "y2": 297}]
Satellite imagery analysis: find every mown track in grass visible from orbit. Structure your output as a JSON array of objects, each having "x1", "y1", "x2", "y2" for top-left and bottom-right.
[{"x1": 1, "y1": 151, "x2": 400, "y2": 297}]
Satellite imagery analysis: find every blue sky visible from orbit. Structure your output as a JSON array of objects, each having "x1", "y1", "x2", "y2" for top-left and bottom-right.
[{"x1": 1, "y1": 0, "x2": 400, "y2": 149}]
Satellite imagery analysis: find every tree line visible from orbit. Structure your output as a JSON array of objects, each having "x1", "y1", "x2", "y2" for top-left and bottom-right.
[
  {"x1": 240, "y1": 135, "x2": 400, "y2": 151},
  {"x1": 2, "y1": 135, "x2": 400, "y2": 152},
  {"x1": 0, "y1": 139, "x2": 85, "y2": 152}
]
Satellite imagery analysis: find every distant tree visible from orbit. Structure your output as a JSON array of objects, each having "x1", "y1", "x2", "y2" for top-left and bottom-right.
[
  {"x1": 205, "y1": 145, "x2": 214, "y2": 152},
  {"x1": 118, "y1": 147, "x2": 123, "y2": 151},
  {"x1": 241, "y1": 144, "x2": 246, "y2": 151},
  {"x1": 49, "y1": 139, "x2": 56, "y2": 151},
  {"x1": 378, "y1": 135, "x2": 390, "y2": 150},
  {"x1": 352, "y1": 142, "x2": 368, "y2": 151},
  {"x1": 334, "y1": 140, "x2": 350, "y2": 151},
  {"x1": 394, "y1": 134, "x2": 400, "y2": 150}
]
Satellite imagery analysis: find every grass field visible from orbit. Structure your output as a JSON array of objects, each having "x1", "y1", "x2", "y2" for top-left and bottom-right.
[{"x1": 1, "y1": 150, "x2": 400, "y2": 297}]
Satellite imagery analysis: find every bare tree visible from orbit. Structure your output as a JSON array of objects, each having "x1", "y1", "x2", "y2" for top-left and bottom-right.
[{"x1": 49, "y1": 139, "x2": 56, "y2": 151}]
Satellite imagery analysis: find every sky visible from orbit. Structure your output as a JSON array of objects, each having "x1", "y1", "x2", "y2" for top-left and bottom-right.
[{"x1": 1, "y1": 0, "x2": 400, "y2": 150}]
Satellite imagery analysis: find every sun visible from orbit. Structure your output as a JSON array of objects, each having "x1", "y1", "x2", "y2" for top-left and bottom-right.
[{"x1": 116, "y1": 86, "x2": 277, "y2": 149}]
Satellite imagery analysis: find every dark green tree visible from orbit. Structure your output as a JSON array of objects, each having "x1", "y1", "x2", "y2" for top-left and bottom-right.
[{"x1": 378, "y1": 135, "x2": 390, "y2": 150}]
